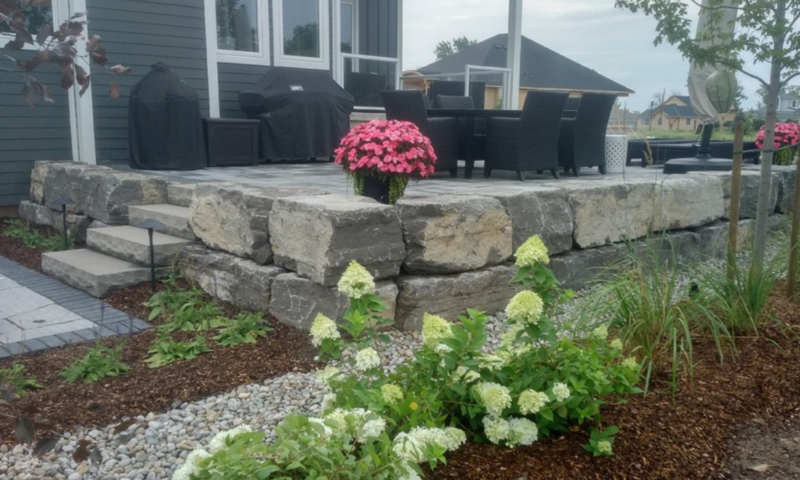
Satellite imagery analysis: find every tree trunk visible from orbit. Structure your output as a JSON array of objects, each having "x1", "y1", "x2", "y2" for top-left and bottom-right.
[{"x1": 752, "y1": 0, "x2": 786, "y2": 270}]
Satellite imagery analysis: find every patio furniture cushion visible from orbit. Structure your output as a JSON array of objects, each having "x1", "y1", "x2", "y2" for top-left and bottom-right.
[
  {"x1": 381, "y1": 90, "x2": 459, "y2": 177},
  {"x1": 484, "y1": 90, "x2": 569, "y2": 181}
]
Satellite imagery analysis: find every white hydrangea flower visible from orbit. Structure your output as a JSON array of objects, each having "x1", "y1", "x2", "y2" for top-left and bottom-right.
[
  {"x1": 591, "y1": 324, "x2": 609, "y2": 341},
  {"x1": 381, "y1": 383, "x2": 404, "y2": 404},
  {"x1": 515, "y1": 235, "x2": 550, "y2": 266},
  {"x1": 325, "y1": 408, "x2": 372, "y2": 432},
  {"x1": 476, "y1": 382, "x2": 512, "y2": 417},
  {"x1": 506, "y1": 417, "x2": 538, "y2": 447},
  {"x1": 452, "y1": 366, "x2": 481, "y2": 384},
  {"x1": 337, "y1": 260, "x2": 376, "y2": 298},
  {"x1": 421, "y1": 313, "x2": 453, "y2": 348},
  {"x1": 355, "y1": 347, "x2": 381, "y2": 371},
  {"x1": 482, "y1": 416, "x2": 510, "y2": 444},
  {"x1": 500, "y1": 324, "x2": 524, "y2": 347},
  {"x1": 596, "y1": 440, "x2": 613, "y2": 455},
  {"x1": 308, "y1": 417, "x2": 333, "y2": 437},
  {"x1": 357, "y1": 418, "x2": 387, "y2": 442},
  {"x1": 322, "y1": 392, "x2": 337, "y2": 409},
  {"x1": 171, "y1": 449, "x2": 211, "y2": 480},
  {"x1": 505, "y1": 291, "x2": 544, "y2": 325},
  {"x1": 434, "y1": 343, "x2": 452, "y2": 354},
  {"x1": 622, "y1": 356, "x2": 639, "y2": 371},
  {"x1": 479, "y1": 354, "x2": 505, "y2": 371},
  {"x1": 397, "y1": 463, "x2": 422, "y2": 480},
  {"x1": 610, "y1": 338, "x2": 623, "y2": 351},
  {"x1": 208, "y1": 425, "x2": 253, "y2": 454},
  {"x1": 443, "y1": 427, "x2": 467, "y2": 451},
  {"x1": 518, "y1": 389, "x2": 549, "y2": 415},
  {"x1": 310, "y1": 313, "x2": 341, "y2": 347},
  {"x1": 316, "y1": 366, "x2": 341, "y2": 386},
  {"x1": 393, "y1": 431, "x2": 426, "y2": 463},
  {"x1": 552, "y1": 382, "x2": 570, "y2": 402}
]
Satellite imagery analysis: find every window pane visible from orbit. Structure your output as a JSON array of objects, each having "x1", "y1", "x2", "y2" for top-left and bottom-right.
[
  {"x1": 0, "y1": 2, "x2": 52, "y2": 37},
  {"x1": 344, "y1": 58, "x2": 396, "y2": 107},
  {"x1": 216, "y1": 0, "x2": 258, "y2": 52},
  {"x1": 341, "y1": 3, "x2": 353, "y2": 54},
  {"x1": 283, "y1": 0, "x2": 320, "y2": 58}
]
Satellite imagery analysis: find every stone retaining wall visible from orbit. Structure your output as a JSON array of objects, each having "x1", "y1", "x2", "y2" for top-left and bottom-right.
[{"x1": 20, "y1": 161, "x2": 797, "y2": 331}]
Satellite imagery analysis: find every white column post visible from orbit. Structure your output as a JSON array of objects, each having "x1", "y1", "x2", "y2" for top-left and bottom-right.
[
  {"x1": 332, "y1": 0, "x2": 343, "y2": 85},
  {"x1": 397, "y1": 0, "x2": 404, "y2": 89},
  {"x1": 54, "y1": 0, "x2": 96, "y2": 164},
  {"x1": 506, "y1": 0, "x2": 522, "y2": 110},
  {"x1": 203, "y1": 0, "x2": 220, "y2": 117}
]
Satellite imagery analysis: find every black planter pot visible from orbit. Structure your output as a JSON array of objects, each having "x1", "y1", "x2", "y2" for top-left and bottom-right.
[{"x1": 360, "y1": 175, "x2": 391, "y2": 204}]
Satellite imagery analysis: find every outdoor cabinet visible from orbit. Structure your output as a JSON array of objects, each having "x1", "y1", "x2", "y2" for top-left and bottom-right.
[{"x1": 203, "y1": 118, "x2": 260, "y2": 167}]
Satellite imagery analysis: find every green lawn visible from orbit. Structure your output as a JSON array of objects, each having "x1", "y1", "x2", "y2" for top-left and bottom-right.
[{"x1": 627, "y1": 128, "x2": 756, "y2": 142}]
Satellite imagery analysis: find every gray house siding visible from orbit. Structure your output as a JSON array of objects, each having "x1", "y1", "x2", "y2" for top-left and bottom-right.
[
  {"x1": 87, "y1": 0, "x2": 210, "y2": 164},
  {"x1": 359, "y1": 0, "x2": 398, "y2": 58},
  {"x1": 0, "y1": 65, "x2": 72, "y2": 207},
  {"x1": 219, "y1": 64, "x2": 266, "y2": 119}
]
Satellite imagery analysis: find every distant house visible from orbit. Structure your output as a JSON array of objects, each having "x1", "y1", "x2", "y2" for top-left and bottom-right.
[
  {"x1": 409, "y1": 34, "x2": 633, "y2": 109},
  {"x1": 754, "y1": 92, "x2": 800, "y2": 122},
  {"x1": 638, "y1": 95, "x2": 736, "y2": 132}
]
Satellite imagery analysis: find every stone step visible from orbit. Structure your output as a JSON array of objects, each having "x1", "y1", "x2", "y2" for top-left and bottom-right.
[
  {"x1": 167, "y1": 183, "x2": 196, "y2": 207},
  {"x1": 86, "y1": 226, "x2": 192, "y2": 267},
  {"x1": 128, "y1": 204, "x2": 195, "y2": 240},
  {"x1": 42, "y1": 249, "x2": 155, "y2": 298}
]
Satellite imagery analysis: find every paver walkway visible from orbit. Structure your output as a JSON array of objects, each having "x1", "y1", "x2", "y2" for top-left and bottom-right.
[{"x1": 0, "y1": 256, "x2": 149, "y2": 359}]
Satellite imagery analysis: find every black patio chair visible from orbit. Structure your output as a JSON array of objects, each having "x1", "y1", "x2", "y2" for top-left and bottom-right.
[
  {"x1": 381, "y1": 90, "x2": 459, "y2": 177},
  {"x1": 558, "y1": 92, "x2": 618, "y2": 176},
  {"x1": 484, "y1": 90, "x2": 569, "y2": 181},
  {"x1": 562, "y1": 96, "x2": 581, "y2": 119},
  {"x1": 433, "y1": 95, "x2": 487, "y2": 166}
]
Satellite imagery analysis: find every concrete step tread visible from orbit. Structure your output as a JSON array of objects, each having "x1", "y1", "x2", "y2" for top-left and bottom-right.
[
  {"x1": 42, "y1": 249, "x2": 150, "y2": 275},
  {"x1": 88, "y1": 225, "x2": 190, "y2": 246},
  {"x1": 128, "y1": 204, "x2": 191, "y2": 219}
]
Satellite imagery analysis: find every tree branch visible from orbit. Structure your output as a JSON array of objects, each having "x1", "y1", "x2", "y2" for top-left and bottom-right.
[{"x1": 688, "y1": 0, "x2": 742, "y2": 12}]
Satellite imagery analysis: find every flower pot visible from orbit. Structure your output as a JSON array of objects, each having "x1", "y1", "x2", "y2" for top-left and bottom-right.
[{"x1": 360, "y1": 175, "x2": 391, "y2": 204}]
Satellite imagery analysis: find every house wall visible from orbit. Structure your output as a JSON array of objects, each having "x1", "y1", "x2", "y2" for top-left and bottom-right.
[
  {"x1": 87, "y1": 0, "x2": 210, "y2": 164},
  {"x1": 0, "y1": 55, "x2": 72, "y2": 207}
]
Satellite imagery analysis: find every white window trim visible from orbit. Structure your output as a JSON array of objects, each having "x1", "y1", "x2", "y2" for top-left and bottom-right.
[
  {"x1": 273, "y1": 0, "x2": 330, "y2": 70},
  {"x1": 214, "y1": 0, "x2": 270, "y2": 65},
  {"x1": 341, "y1": 0, "x2": 358, "y2": 57}
]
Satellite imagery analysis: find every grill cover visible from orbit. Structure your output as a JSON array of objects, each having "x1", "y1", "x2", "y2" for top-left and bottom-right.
[
  {"x1": 239, "y1": 67, "x2": 354, "y2": 160},
  {"x1": 129, "y1": 63, "x2": 206, "y2": 170}
]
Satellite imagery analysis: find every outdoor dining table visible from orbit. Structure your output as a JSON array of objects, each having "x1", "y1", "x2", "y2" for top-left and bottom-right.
[{"x1": 427, "y1": 108, "x2": 523, "y2": 178}]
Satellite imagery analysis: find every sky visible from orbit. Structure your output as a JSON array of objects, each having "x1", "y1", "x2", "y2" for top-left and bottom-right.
[{"x1": 401, "y1": 0, "x2": 771, "y2": 113}]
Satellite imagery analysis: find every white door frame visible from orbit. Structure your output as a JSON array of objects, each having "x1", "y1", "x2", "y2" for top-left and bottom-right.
[{"x1": 52, "y1": 0, "x2": 97, "y2": 164}]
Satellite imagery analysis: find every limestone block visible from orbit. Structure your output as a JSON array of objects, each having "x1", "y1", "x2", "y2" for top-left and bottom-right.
[
  {"x1": 695, "y1": 219, "x2": 755, "y2": 257},
  {"x1": 52, "y1": 213, "x2": 93, "y2": 244},
  {"x1": 18, "y1": 200, "x2": 53, "y2": 226},
  {"x1": 550, "y1": 244, "x2": 626, "y2": 291},
  {"x1": 774, "y1": 166, "x2": 796, "y2": 213},
  {"x1": 566, "y1": 179, "x2": 656, "y2": 248},
  {"x1": 189, "y1": 183, "x2": 327, "y2": 264},
  {"x1": 394, "y1": 265, "x2": 519, "y2": 331},
  {"x1": 489, "y1": 186, "x2": 573, "y2": 255},
  {"x1": 652, "y1": 175, "x2": 723, "y2": 231},
  {"x1": 180, "y1": 245, "x2": 285, "y2": 312},
  {"x1": 168, "y1": 183, "x2": 196, "y2": 207},
  {"x1": 30, "y1": 160, "x2": 65, "y2": 204},
  {"x1": 704, "y1": 169, "x2": 779, "y2": 220},
  {"x1": 269, "y1": 273, "x2": 398, "y2": 330},
  {"x1": 270, "y1": 195, "x2": 405, "y2": 286},
  {"x1": 84, "y1": 171, "x2": 169, "y2": 224},
  {"x1": 43, "y1": 162, "x2": 111, "y2": 214},
  {"x1": 396, "y1": 195, "x2": 512, "y2": 274}
]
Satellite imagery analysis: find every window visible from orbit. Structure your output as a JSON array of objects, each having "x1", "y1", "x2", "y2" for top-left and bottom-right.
[
  {"x1": 792, "y1": 100, "x2": 799, "y2": 109},
  {"x1": 0, "y1": 1, "x2": 53, "y2": 50},
  {"x1": 215, "y1": 0, "x2": 269, "y2": 64},
  {"x1": 686, "y1": 118, "x2": 691, "y2": 125},
  {"x1": 274, "y1": 0, "x2": 329, "y2": 69},
  {"x1": 657, "y1": 118, "x2": 663, "y2": 126},
  {"x1": 642, "y1": 118, "x2": 650, "y2": 125},
  {"x1": 341, "y1": 0, "x2": 356, "y2": 55}
]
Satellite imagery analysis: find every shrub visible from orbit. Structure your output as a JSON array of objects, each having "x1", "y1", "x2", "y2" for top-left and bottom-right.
[
  {"x1": 146, "y1": 335, "x2": 212, "y2": 368},
  {"x1": 213, "y1": 313, "x2": 273, "y2": 347},
  {"x1": 2, "y1": 219, "x2": 72, "y2": 251},
  {"x1": 62, "y1": 344, "x2": 130, "y2": 384},
  {"x1": 0, "y1": 363, "x2": 41, "y2": 398}
]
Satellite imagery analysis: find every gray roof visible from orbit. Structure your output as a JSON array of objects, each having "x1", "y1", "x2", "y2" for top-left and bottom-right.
[
  {"x1": 417, "y1": 34, "x2": 634, "y2": 95},
  {"x1": 660, "y1": 104, "x2": 697, "y2": 117}
]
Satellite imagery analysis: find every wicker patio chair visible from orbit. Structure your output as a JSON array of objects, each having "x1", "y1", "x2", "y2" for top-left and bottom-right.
[
  {"x1": 562, "y1": 96, "x2": 581, "y2": 119},
  {"x1": 382, "y1": 90, "x2": 459, "y2": 177},
  {"x1": 433, "y1": 95, "x2": 487, "y2": 165},
  {"x1": 558, "y1": 92, "x2": 617, "y2": 176},
  {"x1": 483, "y1": 90, "x2": 569, "y2": 181}
]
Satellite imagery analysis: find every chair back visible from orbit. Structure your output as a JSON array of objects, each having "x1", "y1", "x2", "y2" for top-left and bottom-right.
[
  {"x1": 519, "y1": 91, "x2": 569, "y2": 127},
  {"x1": 434, "y1": 95, "x2": 475, "y2": 109},
  {"x1": 381, "y1": 90, "x2": 428, "y2": 124},
  {"x1": 573, "y1": 93, "x2": 617, "y2": 140}
]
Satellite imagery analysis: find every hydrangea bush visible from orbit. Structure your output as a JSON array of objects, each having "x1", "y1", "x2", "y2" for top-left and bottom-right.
[
  {"x1": 185, "y1": 236, "x2": 641, "y2": 478},
  {"x1": 333, "y1": 120, "x2": 437, "y2": 204}
]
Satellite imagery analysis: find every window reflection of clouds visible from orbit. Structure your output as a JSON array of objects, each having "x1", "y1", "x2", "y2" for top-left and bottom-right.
[{"x1": 282, "y1": 0, "x2": 319, "y2": 58}]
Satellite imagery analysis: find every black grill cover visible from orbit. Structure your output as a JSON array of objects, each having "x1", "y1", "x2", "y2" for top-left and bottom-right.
[
  {"x1": 239, "y1": 67, "x2": 354, "y2": 160},
  {"x1": 129, "y1": 63, "x2": 206, "y2": 170}
]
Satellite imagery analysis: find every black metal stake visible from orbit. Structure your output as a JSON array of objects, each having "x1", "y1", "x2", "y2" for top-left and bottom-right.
[
  {"x1": 60, "y1": 203, "x2": 68, "y2": 251},
  {"x1": 148, "y1": 227, "x2": 156, "y2": 292}
]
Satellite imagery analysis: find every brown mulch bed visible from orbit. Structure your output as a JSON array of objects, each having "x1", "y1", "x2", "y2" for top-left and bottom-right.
[
  {"x1": 436, "y1": 293, "x2": 800, "y2": 480},
  {"x1": 0, "y1": 217, "x2": 66, "y2": 271},
  {"x1": 0, "y1": 279, "x2": 318, "y2": 441}
]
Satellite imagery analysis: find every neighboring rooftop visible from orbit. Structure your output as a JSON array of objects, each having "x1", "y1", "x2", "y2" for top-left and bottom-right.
[{"x1": 417, "y1": 33, "x2": 634, "y2": 96}]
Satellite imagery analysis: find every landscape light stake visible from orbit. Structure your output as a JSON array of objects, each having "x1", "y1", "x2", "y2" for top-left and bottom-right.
[
  {"x1": 134, "y1": 218, "x2": 165, "y2": 293},
  {"x1": 51, "y1": 197, "x2": 73, "y2": 251}
]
